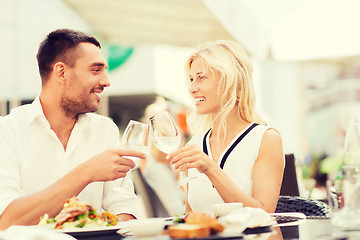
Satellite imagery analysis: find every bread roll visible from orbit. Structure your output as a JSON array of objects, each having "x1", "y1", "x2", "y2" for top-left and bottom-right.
[
  {"x1": 185, "y1": 212, "x2": 225, "y2": 233},
  {"x1": 168, "y1": 224, "x2": 210, "y2": 238}
]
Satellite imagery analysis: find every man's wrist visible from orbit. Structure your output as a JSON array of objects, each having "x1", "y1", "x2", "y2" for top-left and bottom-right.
[{"x1": 117, "y1": 213, "x2": 136, "y2": 221}]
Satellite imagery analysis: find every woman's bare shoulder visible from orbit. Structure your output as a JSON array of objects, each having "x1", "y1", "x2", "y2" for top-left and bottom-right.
[
  {"x1": 263, "y1": 128, "x2": 282, "y2": 141},
  {"x1": 258, "y1": 128, "x2": 284, "y2": 161}
]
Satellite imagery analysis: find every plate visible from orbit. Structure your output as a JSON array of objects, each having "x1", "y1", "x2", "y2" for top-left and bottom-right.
[
  {"x1": 169, "y1": 234, "x2": 244, "y2": 240},
  {"x1": 165, "y1": 225, "x2": 273, "y2": 240},
  {"x1": 56, "y1": 225, "x2": 123, "y2": 238},
  {"x1": 243, "y1": 225, "x2": 273, "y2": 234},
  {"x1": 270, "y1": 212, "x2": 307, "y2": 227}
]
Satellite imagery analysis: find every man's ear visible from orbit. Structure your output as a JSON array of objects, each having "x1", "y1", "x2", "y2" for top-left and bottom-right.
[{"x1": 53, "y1": 62, "x2": 66, "y2": 84}]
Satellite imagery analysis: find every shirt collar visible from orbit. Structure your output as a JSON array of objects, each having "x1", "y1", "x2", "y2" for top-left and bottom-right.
[
  {"x1": 26, "y1": 94, "x2": 48, "y2": 126},
  {"x1": 26, "y1": 94, "x2": 91, "y2": 128}
]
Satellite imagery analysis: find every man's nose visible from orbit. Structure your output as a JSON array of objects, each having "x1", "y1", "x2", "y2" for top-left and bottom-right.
[{"x1": 100, "y1": 74, "x2": 110, "y2": 87}]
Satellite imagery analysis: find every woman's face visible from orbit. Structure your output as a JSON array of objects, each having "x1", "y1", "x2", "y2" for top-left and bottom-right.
[{"x1": 188, "y1": 57, "x2": 222, "y2": 115}]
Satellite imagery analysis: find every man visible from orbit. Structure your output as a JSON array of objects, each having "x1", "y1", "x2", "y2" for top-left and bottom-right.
[{"x1": 0, "y1": 29, "x2": 145, "y2": 230}]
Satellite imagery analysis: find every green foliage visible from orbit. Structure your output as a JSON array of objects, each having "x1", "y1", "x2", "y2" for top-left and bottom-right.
[{"x1": 320, "y1": 155, "x2": 342, "y2": 174}]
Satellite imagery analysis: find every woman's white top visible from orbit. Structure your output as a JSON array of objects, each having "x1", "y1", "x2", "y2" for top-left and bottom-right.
[{"x1": 187, "y1": 123, "x2": 270, "y2": 214}]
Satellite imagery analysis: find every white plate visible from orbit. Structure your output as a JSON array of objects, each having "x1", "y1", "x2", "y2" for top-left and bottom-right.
[{"x1": 56, "y1": 225, "x2": 123, "y2": 237}]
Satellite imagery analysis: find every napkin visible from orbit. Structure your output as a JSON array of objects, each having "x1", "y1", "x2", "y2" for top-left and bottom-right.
[
  {"x1": 218, "y1": 207, "x2": 276, "y2": 234},
  {"x1": 0, "y1": 225, "x2": 75, "y2": 240}
]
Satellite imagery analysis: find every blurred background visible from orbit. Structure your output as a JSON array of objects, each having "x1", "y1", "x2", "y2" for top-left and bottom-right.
[{"x1": 2, "y1": 0, "x2": 360, "y2": 202}]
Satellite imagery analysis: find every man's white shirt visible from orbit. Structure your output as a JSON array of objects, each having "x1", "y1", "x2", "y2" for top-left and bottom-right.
[{"x1": 0, "y1": 96, "x2": 139, "y2": 217}]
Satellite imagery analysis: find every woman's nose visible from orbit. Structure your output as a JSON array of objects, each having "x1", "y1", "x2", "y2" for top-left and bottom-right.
[{"x1": 188, "y1": 82, "x2": 199, "y2": 94}]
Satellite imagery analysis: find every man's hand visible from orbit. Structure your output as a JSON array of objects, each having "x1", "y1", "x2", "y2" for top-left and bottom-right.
[{"x1": 81, "y1": 148, "x2": 146, "y2": 183}]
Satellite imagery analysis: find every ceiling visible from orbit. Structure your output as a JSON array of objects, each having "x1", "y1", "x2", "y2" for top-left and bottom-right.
[
  {"x1": 63, "y1": 0, "x2": 360, "y2": 61},
  {"x1": 63, "y1": 0, "x2": 234, "y2": 48},
  {"x1": 62, "y1": 0, "x2": 235, "y2": 119}
]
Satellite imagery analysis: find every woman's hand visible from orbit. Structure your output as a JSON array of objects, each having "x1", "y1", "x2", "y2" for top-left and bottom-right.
[{"x1": 167, "y1": 145, "x2": 217, "y2": 174}]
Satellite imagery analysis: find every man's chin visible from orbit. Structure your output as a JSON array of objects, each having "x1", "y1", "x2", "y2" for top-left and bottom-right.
[
  {"x1": 74, "y1": 105, "x2": 99, "y2": 116},
  {"x1": 85, "y1": 107, "x2": 99, "y2": 114},
  {"x1": 85, "y1": 101, "x2": 100, "y2": 113},
  {"x1": 75, "y1": 108, "x2": 97, "y2": 118}
]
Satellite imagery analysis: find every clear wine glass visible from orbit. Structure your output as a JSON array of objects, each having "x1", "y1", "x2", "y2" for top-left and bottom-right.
[
  {"x1": 113, "y1": 120, "x2": 149, "y2": 192},
  {"x1": 149, "y1": 111, "x2": 197, "y2": 186},
  {"x1": 120, "y1": 120, "x2": 150, "y2": 155}
]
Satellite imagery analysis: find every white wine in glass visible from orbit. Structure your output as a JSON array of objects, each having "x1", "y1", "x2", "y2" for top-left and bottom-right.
[
  {"x1": 153, "y1": 136, "x2": 181, "y2": 154},
  {"x1": 150, "y1": 111, "x2": 197, "y2": 186}
]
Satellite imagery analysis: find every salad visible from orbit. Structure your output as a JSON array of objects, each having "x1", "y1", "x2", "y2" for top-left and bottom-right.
[{"x1": 38, "y1": 197, "x2": 118, "y2": 229}]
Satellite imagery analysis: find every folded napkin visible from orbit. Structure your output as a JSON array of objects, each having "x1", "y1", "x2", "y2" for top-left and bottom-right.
[
  {"x1": 0, "y1": 225, "x2": 75, "y2": 240},
  {"x1": 218, "y1": 207, "x2": 276, "y2": 234}
]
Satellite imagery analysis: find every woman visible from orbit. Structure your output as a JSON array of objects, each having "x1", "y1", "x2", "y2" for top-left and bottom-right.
[{"x1": 167, "y1": 40, "x2": 284, "y2": 214}]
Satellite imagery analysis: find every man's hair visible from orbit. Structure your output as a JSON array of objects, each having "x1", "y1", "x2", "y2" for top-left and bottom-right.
[{"x1": 36, "y1": 28, "x2": 101, "y2": 86}]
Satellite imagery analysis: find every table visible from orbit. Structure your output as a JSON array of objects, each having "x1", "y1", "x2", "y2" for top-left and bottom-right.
[
  {"x1": 272, "y1": 219, "x2": 359, "y2": 240},
  {"x1": 70, "y1": 219, "x2": 360, "y2": 240}
]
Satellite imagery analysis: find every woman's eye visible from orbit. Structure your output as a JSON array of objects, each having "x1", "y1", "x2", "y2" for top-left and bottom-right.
[
  {"x1": 198, "y1": 75, "x2": 204, "y2": 80},
  {"x1": 189, "y1": 78, "x2": 193, "y2": 82}
]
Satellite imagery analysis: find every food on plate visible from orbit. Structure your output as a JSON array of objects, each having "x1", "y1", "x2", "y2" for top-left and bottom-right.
[
  {"x1": 168, "y1": 212, "x2": 224, "y2": 238},
  {"x1": 38, "y1": 197, "x2": 118, "y2": 229},
  {"x1": 168, "y1": 224, "x2": 211, "y2": 238},
  {"x1": 101, "y1": 211, "x2": 118, "y2": 226},
  {"x1": 172, "y1": 214, "x2": 186, "y2": 224},
  {"x1": 185, "y1": 212, "x2": 225, "y2": 234}
]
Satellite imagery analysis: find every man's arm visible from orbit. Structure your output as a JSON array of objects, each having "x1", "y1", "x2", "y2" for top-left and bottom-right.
[
  {"x1": 0, "y1": 166, "x2": 90, "y2": 229},
  {"x1": 0, "y1": 148, "x2": 145, "y2": 230}
]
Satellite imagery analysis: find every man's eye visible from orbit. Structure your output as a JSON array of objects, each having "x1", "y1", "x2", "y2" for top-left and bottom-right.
[
  {"x1": 189, "y1": 78, "x2": 193, "y2": 82},
  {"x1": 93, "y1": 69, "x2": 100, "y2": 73},
  {"x1": 198, "y1": 75, "x2": 204, "y2": 79}
]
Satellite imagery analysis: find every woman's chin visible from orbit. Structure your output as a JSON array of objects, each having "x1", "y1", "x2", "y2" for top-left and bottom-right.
[{"x1": 195, "y1": 108, "x2": 207, "y2": 115}]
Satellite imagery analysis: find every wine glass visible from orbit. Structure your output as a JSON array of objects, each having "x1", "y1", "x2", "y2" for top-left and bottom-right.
[
  {"x1": 113, "y1": 120, "x2": 149, "y2": 192},
  {"x1": 120, "y1": 120, "x2": 150, "y2": 155},
  {"x1": 149, "y1": 111, "x2": 196, "y2": 186}
]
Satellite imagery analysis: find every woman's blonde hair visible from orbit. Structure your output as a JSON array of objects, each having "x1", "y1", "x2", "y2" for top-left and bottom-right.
[{"x1": 185, "y1": 40, "x2": 266, "y2": 135}]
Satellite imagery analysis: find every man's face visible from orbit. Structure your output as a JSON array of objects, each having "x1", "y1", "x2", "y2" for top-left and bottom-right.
[{"x1": 60, "y1": 42, "x2": 110, "y2": 118}]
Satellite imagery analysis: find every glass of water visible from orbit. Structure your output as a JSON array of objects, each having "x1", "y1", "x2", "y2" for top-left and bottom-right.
[
  {"x1": 326, "y1": 178, "x2": 344, "y2": 214},
  {"x1": 331, "y1": 116, "x2": 360, "y2": 230}
]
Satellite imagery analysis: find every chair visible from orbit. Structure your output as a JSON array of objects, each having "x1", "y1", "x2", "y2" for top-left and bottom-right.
[
  {"x1": 131, "y1": 168, "x2": 169, "y2": 218},
  {"x1": 280, "y1": 154, "x2": 300, "y2": 196},
  {"x1": 275, "y1": 195, "x2": 330, "y2": 218}
]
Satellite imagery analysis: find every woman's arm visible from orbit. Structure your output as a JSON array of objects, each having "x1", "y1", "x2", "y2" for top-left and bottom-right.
[
  {"x1": 251, "y1": 129, "x2": 285, "y2": 212},
  {"x1": 169, "y1": 129, "x2": 284, "y2": 213},
  {"x1": 206, "y1": 129, "x2": 284, "y2": 212}
]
